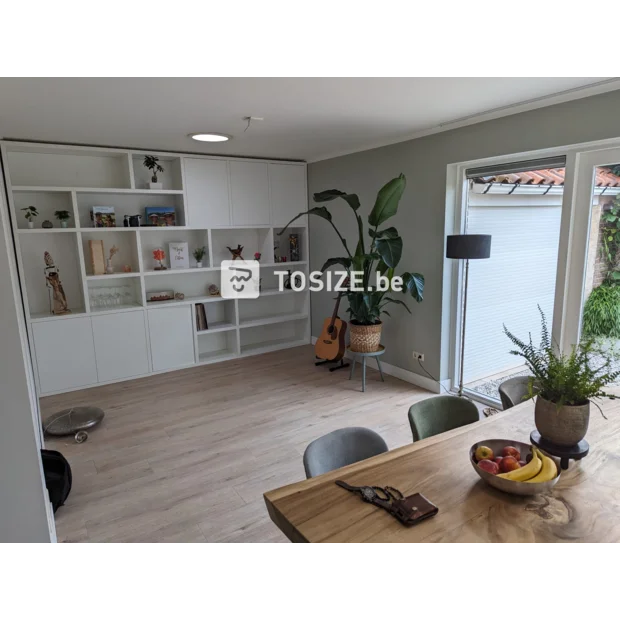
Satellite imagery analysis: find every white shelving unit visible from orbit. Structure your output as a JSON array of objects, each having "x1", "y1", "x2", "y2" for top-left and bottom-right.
[{"x1": 1, "y1": 141, "x2": 310, "y2": 396}]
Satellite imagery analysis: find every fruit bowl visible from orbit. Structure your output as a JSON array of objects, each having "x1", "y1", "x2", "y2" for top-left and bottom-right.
[{"x1": 470, "y1": 439, "x2": 561, "y2": 496}]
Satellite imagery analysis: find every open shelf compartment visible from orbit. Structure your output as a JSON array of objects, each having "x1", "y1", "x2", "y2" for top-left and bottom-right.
[
  {"x1": 238, "y1": 289, "x2": 307, "y2": 326},
  {"x1": 140, "y1": 229, "x2": 210, "y2": 270},
  {"x1": 210, "y1": 228, "x2": 272, "y2": 266},
  {"x1": 132, "y1": 154, "x2": 183, "y2": 191},
  {"x1": 12, "y1": 190, "x2": 76, "y2": 230},
  {"x1": 197, "y1": 330, "x2": 238, "y2": 363},
  {"x1": 18, "y1": 231, "x2": 85, "y2": 319},
  {"x1": 75, "y1": 191, "x2": 185, "y2": 228},
  {"x1": 145, "y1": 271, "x2": 222, "y2": 307},
  {"x1": 240, "y1": 318, "x2": 308, "y2": 355},
  {"x1": 87, "y1": 276, "x2": 143, "y2": 313},
  {"x1": 194, "y1": 300, "x2": 236, "y2": 333},
  {"x1": 81, "y1": 230, "x2": 140, "y2": 276},
  {"x1": 273, "y1": 226, "x2": 307, "y2": 263}
]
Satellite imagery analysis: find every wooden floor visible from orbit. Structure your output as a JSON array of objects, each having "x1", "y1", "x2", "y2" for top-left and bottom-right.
[{"x1": 41, "y1": 345, "x2": 434, "y2": 543}]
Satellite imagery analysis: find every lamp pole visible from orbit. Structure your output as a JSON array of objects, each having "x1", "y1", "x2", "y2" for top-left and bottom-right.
[{"x1": 458, "y1": 258, "x2": 469, "y2": 397}]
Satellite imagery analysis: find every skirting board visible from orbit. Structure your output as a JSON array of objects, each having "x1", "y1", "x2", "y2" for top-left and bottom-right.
[{"x1": 311, "y1": 336, "x2": 450, "y2": 394}]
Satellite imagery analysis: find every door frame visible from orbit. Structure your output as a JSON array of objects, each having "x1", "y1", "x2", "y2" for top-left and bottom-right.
[{"x1": 444, "y1": 136, "x2": 620, "y2": 402}]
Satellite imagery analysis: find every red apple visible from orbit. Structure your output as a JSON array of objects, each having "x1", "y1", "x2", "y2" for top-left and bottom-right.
[
  {"x1": 493, "y1": 456, "x2": 503, "y2": 467},
  {"x1": 500, "y1": 456, "x2": 520, "y2": 473},
  {"x1": 477, "y1": 459, "x2": 499, "y2": 475},
  {"x1": 475, "y1": 446, "x2": 494, "y2": 462},
  {"x1": 502, "y1": 446, "x2": 521, "y2": 460}
]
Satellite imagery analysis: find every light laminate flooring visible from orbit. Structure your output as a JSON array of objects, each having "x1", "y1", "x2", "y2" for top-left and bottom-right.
[{"x1": 41, "y1": 345, "x2": 433, "y2": 542}]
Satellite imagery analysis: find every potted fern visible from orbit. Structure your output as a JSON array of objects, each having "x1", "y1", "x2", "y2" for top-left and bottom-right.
[
  {"x1": 279, "y1": 174, "x2": 424, "y2": 352},
  {"x1": 193, "y1": 246, "x2": 206, "y2": 268},
  {"x1": 143, "y1": 155, "x2": 164, "y2": 189},
  {"x1": 504, "y1": 308, "x2": 619, "y2": 446}
]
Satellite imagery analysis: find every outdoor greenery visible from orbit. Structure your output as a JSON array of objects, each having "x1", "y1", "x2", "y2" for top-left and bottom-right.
[
  {"x1": 278, "y1": 174, "x2": 424, "y2": 325},
  {"x1": 583, "y1": 283, "x2": 620, "y2": 338},
  {"x1": 599, "y1": 196, "x2": 620, "y2": 283},
  {"x1": 504, "y1": 307, "x2": 619, "y2": 413},
  {"x1": 143, "y1": 155, "x2": 164, "y2": 182}
]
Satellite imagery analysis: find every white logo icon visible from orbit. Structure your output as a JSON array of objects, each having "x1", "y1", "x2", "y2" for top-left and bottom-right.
[{"x1": 221, "y1": 260, "x2": 260, "y2": 299}]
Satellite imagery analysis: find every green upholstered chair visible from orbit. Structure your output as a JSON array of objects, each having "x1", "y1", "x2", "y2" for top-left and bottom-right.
[{"x1": 408, "y1": 395, "x2": 479, "y2": 442}]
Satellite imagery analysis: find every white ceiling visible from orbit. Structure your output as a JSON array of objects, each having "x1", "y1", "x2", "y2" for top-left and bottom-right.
[{"x1": 0, "y1": 78, "x2": 617, "y2": 162}]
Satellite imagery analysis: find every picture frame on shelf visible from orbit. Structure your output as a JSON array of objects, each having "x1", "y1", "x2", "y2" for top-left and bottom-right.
[
  {"x1": 169, "y1": 242, "x2": 189, "y2": 270},
  {"x1": 91, "y1": 206, "x2": 116, "y2": 228},
  {"x1": 145, "y1": 206, "x2": 176, "y2": 227},
  {"x1": 88, "y1": 240, "x2": 106, "y2": 275}
]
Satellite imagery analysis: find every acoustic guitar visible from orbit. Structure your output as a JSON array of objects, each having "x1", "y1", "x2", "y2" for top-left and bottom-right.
[{"x1": 315, "y1": 283, "x2": 348, "y2": 362}]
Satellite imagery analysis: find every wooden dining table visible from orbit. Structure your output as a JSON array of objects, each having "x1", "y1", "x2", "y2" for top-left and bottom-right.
[{"x1": 263, "y1": 395, "x2": 620, "y2": 542}]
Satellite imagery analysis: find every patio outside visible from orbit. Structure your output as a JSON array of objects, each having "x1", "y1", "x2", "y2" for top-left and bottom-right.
[{"x1": 464, "y1": 166, "x2": 620, "y2": 404}]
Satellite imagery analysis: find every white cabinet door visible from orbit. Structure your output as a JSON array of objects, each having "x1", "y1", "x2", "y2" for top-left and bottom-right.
[
  {"x1": 269, "y1": 164, "x2": 307, "y2": 227},
  {"x1": 147, "y1": 306, "x2": 195, "y2": 372},
  {"x1": 92, "y1": 311, "x2": 150, "y2": 382},
  {"x1": 32, "y1": 317, "x2": 97, "y2": 394},
  {"x1": 230, "y1": 161, "x2": 270, "y2": 226},
  {"x1": 184, "y1": 158, "x2": 231, "y2": 227}
]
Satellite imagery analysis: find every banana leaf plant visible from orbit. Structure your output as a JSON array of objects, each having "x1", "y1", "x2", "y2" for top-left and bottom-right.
[{"x1": 278, "y1": 173, "x2": 424, "y2": 325}]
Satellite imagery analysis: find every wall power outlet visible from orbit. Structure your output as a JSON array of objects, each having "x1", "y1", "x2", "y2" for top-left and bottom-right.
[{"x1": 412, "y1": 351, "x2": 425, "y2": 362}]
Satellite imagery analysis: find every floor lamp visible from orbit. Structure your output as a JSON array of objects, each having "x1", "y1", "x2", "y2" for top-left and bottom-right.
[{"x1": 446, "y1": 234, "x2": 492, "y2": 397}]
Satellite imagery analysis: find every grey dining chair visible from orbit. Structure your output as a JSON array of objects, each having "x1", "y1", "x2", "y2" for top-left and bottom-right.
[
  {"x1": 498, "y1": 376, "x2": 534, "y2": 410},
  {"x1": 303, "y1": 427, "x2": 389, "y2": 478},
  {"x1": 408, "y1": 395, "x2": 479, "y2": 442}
]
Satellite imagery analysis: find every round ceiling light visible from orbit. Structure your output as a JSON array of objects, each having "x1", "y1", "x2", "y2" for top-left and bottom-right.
[{"x1": 189, "y1": 133, "x2": 231, "y2": 142}]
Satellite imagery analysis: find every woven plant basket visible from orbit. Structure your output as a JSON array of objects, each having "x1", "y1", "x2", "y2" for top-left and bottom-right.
[
  {"x1": 349, "y1": 321, "x2": 382, "y2": 353},
  {"x1": 535, "y1": 396, "x2": 590, "y2": 446}
]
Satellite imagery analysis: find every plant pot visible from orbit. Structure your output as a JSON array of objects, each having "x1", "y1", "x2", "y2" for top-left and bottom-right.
[
  {"x1": 349, "y1": 321, "x2": 382, "y2": 353},
  {"x1": 27, "y1": 221, "x2": 34, "y2": 229},
  {"x1": 535, "y1": 396, "x2": 590, "y2": 446},
  {"x1": 148, "y1": 182, "x2": 163, "y2": 190},
  {"x1": 196, "y1": 261, "x2": 203, "y2": 268},
  {"x1": 60, "y1": 221, "x2": 68, "y2": 228}
]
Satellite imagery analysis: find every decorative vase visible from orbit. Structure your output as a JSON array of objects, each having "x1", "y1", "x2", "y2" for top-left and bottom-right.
[
  {"x1": 349, "y1": 321, "x2": 382, "y2": 353},
  {"x1": 196, "y1": 261, "x2": 203, "y2": 268},
  {"x1": 148, "y1": 182, "x2": 163, "y2": 190},
  {"x1": 535, "y1": 396, "x2": 590, "y2": 446},
  {"x1": 27, "y1": 221, "x2": 34, "y2": 229},
  {"x1": 60, "y1": 221, "x2": 68, "y2": 228},
  {"x1": 105, "y1": 258, "x2": 114, "y2": 275}
]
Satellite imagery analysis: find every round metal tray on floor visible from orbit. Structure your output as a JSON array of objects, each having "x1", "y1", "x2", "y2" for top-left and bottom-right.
[{"x1": 43, "y1": 406, "x2": 105, "y2": 437}]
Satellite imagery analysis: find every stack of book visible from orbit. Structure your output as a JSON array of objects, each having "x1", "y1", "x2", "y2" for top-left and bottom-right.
[{"x1": 195, "y1": 303, "x2": 208, "y2": 331}]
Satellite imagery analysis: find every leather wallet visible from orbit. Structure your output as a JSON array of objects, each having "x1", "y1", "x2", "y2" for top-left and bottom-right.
[{"x1": 335, "y1": 480, "x2": 439, "y2": 527}]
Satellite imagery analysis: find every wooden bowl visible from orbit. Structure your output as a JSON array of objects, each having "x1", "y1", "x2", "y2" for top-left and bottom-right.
[{"x1": 470, "y1": 439, "x2": 561, "y2": 496}]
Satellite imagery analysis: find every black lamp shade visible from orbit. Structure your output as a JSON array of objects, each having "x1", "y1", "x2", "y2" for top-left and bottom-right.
[{"x1": 446, "y1": 234, "x2": 491, "y2": 259}]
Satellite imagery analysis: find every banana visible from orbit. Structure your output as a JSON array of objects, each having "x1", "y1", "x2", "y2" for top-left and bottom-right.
[
  {"x1": 525, "y1": 449, "x2": 557, "y2": 483},
  {"x1": 497, "y1": 447, "x2": 542, "y2": 481}
]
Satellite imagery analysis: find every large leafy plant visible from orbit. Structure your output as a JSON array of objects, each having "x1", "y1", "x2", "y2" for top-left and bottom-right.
[
  {"x1": 582, "y1": 283, "x2": 620, "y2": 338},
  {"x1": 599, "y1": 196, "x2": 620, "y2": 283},
  {"x1": 504, "y1": 307, "x2": 619, "y2": 414},
  {"x1": 279, "y1": 174, "x2": 424, "y2": 324}
]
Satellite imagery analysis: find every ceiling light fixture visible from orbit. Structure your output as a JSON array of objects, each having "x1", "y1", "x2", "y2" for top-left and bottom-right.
[{"x1": 189, "y1": 133, "x2": 231, "y2": 142}]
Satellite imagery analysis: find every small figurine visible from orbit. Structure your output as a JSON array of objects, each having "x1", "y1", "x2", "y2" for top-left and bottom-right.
[
  {"x1": 153, "y1": 248, "x2": 167, "y2": 270},
  {"x1": 227, "y1": 245, "x2": 244, "y2": 260},
  {"x1": 254, "y1": 252, "x2": 261, "y2": 262},
  {"x1": 122, "y1": 265, "x2": 132, "y2": 273},
  {"x1": 174, "y1": 292, "x2": 185, "y2": 301},
  {"x1": 208, "y1": 284, "x2": 220, "y2": 296},
  {"x1": 44, "y1": 251, "x2": 70, "y2": 315}
]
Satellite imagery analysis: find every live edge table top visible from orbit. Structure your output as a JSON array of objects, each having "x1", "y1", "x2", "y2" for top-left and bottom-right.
[{"x1": 263, "y1": 395, "x2": 620, "y2": 542}]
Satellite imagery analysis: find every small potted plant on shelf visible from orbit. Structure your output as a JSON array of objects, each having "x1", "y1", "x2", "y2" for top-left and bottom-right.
[
  {"x1": 143, "y1": 155, "x2": 164, "y2": 190},
  {"x1": 504, "y1": 307, "x2": 620, "y2": 446},
  {"x1": 21, "y1": 205, "x2": 38, "y2": 229},
  {"x1": 278, "y1": 174, "x2": 424, "y2": 352},
  {"x1": 193, "y1": 246, "x2": 206, "y2": 268},
  {"x1": 54, "y1": 209, "x2": 71, "y2": 228}
]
